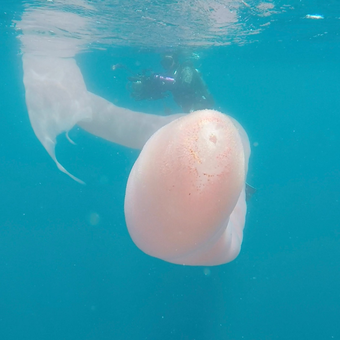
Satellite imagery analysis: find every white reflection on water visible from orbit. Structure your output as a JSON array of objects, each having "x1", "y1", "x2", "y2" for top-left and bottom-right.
[{"x1": 15, "y1": 0, "x2": 281, "y2": 52}]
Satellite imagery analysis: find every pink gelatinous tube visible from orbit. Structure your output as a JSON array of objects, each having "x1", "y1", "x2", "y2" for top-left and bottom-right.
[
  {"x1": 125, "y1": 109, "x2": 250, "y2": 266},
  {"x1": 18, "y1": 6, "x2": 252, "y2": 267}
]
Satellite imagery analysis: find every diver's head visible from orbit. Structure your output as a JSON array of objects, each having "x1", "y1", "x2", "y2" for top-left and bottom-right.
[{"x1": 161, "y1": 54, "x2": 177, "y2": 71}]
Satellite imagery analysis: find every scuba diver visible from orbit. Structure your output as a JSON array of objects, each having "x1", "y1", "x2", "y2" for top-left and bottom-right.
[{"x1": 119, "y1": 54, "x2": 215, "y2": 113}]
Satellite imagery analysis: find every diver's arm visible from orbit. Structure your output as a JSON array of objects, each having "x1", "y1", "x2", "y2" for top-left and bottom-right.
[{"x1": 129, "y1": 73, "x2": 175, "y2": 101}]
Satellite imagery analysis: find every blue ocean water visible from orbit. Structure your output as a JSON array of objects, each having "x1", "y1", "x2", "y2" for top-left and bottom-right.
[{"x1": 1, "y1": 1, "x2": 340, "y2": 340}]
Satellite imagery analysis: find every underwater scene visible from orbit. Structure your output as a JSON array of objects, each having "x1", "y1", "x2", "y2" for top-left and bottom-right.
[{"x1": 0, "y1": 0, "x2": 339, "y2": 339}]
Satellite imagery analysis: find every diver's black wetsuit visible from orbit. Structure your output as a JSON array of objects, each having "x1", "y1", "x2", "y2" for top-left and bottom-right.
[
  {"x1": 170, "y1": 61, "x2": 214, "y2": 112},
  {"x1": 128, "y1": 59, "x2": 214, "y2": 113}
]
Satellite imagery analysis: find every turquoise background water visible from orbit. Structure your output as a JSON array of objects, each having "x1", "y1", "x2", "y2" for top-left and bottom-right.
[{"x1": 1, "y1": 1, "x2": 339, "y2": 339}]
